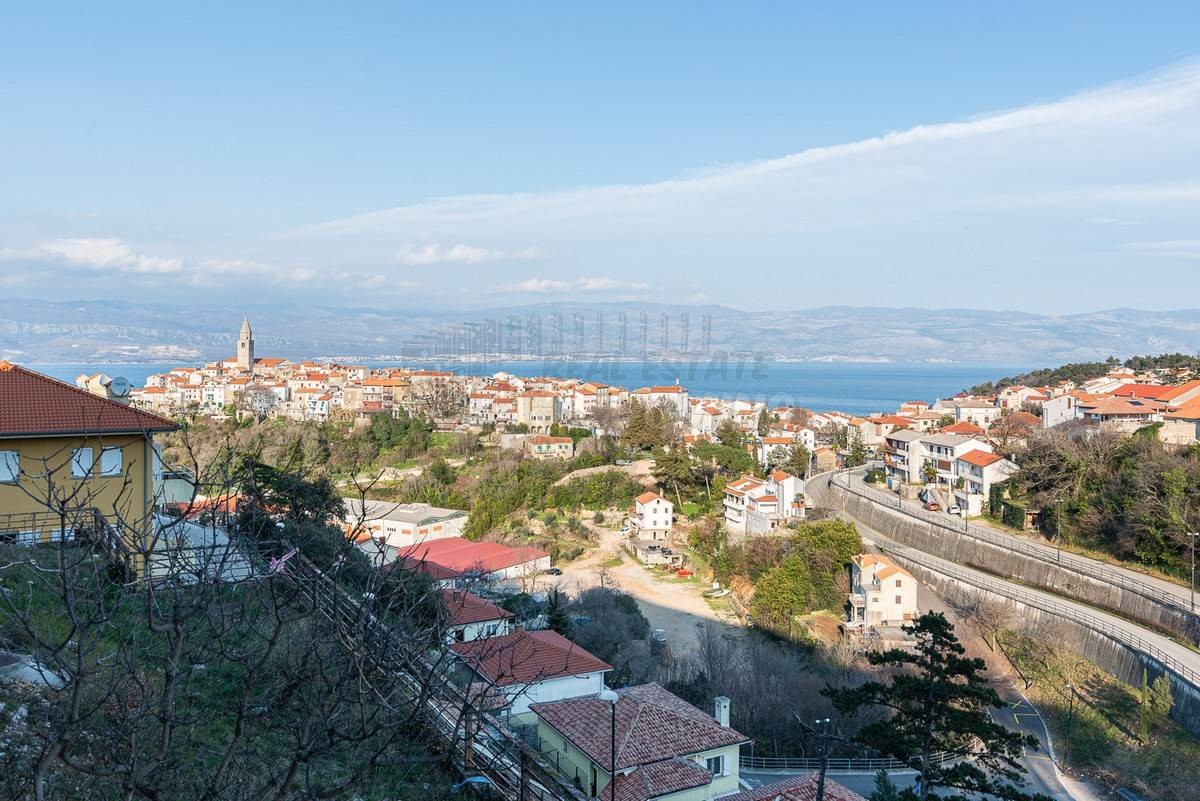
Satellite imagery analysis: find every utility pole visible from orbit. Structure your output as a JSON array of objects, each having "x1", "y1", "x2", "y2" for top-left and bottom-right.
[
  {"x1": 1188, "y1": 532, "x2": 1198, "y2": 612},
  {"x1": 814, "y1": 717, "x2": 831, "y2": 801}
]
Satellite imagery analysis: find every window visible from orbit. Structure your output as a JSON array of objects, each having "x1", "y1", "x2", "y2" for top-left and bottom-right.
[
  {"x1": 71, "y1": 447, "x2": 94, "y2": 478},
  {"x1": 895, "y1": 579, "x2": 902, "y2": 587},
  {"x1": 99, "y1": 447, "x2": 123, "y2": 476},
  {"x1": 705, "y1": 755, "x2": 725, "y2": 776},
  {"x1": 0, "y1": 450, "x2": 18, "y2": 483},
  {"x1": 895, "y1": 595, "x2": 902, "y2": 604}
]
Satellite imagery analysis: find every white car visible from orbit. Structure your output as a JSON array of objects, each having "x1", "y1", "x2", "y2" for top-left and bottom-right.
[{"x1": 651, "y1": 628, "x2": 668, "y2": 643}]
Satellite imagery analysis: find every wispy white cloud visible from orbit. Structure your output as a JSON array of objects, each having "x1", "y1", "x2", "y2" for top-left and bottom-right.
[
  {"x1": 8, "y1": 60, "x2": 1200, "y2": 311},
  {"x1": 499, "y1": 276, "x2": 650, "y2": 294},
  {"x1": 0, "y1": 237, "x2": 184, "y2": 274},
  {"x1": 394, "y1": 243, "x2": 543, "y2": 265}
]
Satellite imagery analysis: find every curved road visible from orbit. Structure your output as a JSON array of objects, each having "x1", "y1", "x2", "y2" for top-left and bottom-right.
[
  {"x1": 832, "y1": 467, "x2": 1197, "y2": 620},
  {"x1": 810, "y1": 473, "x2": 1200, "y2": 685}
]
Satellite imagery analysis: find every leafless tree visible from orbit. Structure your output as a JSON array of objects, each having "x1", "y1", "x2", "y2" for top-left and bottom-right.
[
  {"x1": 409, "y1": 379, "x2": 467, "y2": 421},
  {"x1": 0, "y1": 428, "x2": 484, "y2": 801}
]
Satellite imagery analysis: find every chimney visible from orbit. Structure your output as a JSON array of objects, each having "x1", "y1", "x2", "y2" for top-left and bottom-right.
[{"x1": 714, "y1": 696, "x2": 730, "y2": 727}]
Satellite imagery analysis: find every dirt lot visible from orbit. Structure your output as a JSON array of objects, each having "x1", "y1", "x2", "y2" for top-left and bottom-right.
[
  {"x1": 544, "y1": 519, "x2": 739, "y2": 651},
  {"x1": 551, "y1": 459, "x2": 655, "y2": 487}
]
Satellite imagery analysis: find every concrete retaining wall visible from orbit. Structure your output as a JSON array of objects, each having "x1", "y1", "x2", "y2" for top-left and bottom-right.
[
  {"x1": 895, "y1": 556, "x2": 1200, "y2": 738},
  {"x1": 809, "y1": 480, "x2": 1200, "y2": 643}
]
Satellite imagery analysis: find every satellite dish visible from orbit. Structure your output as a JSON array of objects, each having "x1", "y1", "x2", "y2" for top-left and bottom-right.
[{"x1": 109, "y1": 376, "x2": 131, "y2": 397}]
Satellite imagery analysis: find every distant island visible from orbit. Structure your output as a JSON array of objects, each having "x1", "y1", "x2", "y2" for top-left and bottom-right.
[{"x1": 3, "y1": 297, "x2": 1200, "y2": 365}]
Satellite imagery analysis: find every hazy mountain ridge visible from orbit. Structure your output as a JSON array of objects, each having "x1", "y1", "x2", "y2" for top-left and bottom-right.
[{"x1": 1, "y1": 298, "x2": 1198, "y2": 364}]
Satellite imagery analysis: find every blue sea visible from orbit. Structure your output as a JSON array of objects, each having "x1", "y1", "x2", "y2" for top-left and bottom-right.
[{"x1": 31, "y1": 359, "x2": 1040, "y2": 415}]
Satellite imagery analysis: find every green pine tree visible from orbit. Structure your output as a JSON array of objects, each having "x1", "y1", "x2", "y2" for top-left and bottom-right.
[
  {"x1": 824, "y1": 612, "x2": 1049, "y2": 801},
  {"x1": 870, "y1": 769, "x2": 901, "y2": 801}
]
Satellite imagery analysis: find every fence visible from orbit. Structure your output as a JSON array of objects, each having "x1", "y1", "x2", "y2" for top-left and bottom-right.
[
  {"x1": 740, "y1": 750, "x2": 956, "y2": 773},
  {"x1": 829, "y1": 471, "x2": 1197, "y2": 620},
  {"x1": 280, "y1": 553, "x2": 589, "y2": 801}
]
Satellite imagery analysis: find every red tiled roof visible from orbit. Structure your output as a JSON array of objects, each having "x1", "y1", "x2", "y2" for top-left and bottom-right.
[
  {"x1": 451, "y1": 629, "x2": 610, "y2": 686},
  {"x1": 529, "y1": 435, "x2": 573, "y2": 445},
  {"x1": 609, "y1": 757, "x2": 713, "y2": 801},
  {"x1": 769, "y1": 469, "x2": 794, "y2": 482},
  {"x1": 531, "y1": 683, "x2": 748, "y2": 771},
  {"x1": 0, "y1": 362, "x2": 178, "y2": 438},
  {"x1": 1003, "y1": 411, "x2": 1041, "y2": 428},
  {"x1": 398, "y1": 537, "x2": 549, "y2": 575},
  {"x1": 635, "y1": 491, "x2": 663, "y2": 505},
  {"x1": 724, "y1": 772, "x2": 867, "y2": 801},
  {"x1": 1159, "y1": 380, "x2": 1200, "y2": 402},
  {"x1": 1113, "y1": 384, "x2": 1175, "y2": 400},
  {"x1": 441, "y1": 590, "x2": 513, "y2": 627},
  {"x1": 958, "y1": 449, "x2": 1004, "y2": 468},
  {"x1": 395, "y1": 557, "x2": 461, "y2": 581},
  {"x1": 941, "y1": 421, "x2": 986, "y2": 436}
]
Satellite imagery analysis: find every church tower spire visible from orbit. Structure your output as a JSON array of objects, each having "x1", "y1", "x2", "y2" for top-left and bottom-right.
[{"x1": 237, "y1": 317, "x2": 255, "y2": 371}]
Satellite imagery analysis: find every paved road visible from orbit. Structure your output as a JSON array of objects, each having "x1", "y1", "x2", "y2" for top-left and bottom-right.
[{"x1": 837, "y1": 466, "x2": 1197, "y2": 618}]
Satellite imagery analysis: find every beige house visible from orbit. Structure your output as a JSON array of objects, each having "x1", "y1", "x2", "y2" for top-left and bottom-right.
[
  {"x1": 515, "y1": 390, "x2": 561, "y2": 432},
  {"x1": 526, "y1": 434, "x2": 575, "y2": 460},
  {"x1": 849, "y1": 553, "x2": 918, "y2": 627},
  {"x1": 0, "y1": 362, "x2": 179, "y2": 578},
  {"x1": 530, "y1": 684, "x2": 748, "y2": 801}
]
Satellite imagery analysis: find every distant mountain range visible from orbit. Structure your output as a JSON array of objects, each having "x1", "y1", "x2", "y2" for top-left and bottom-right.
[{"x1": 2, "y1": 298, "x2": 1198, "y2": 366}]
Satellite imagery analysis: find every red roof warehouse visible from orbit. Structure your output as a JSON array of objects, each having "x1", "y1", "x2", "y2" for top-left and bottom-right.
[{"x1": 397, "y1": 537, "x2": 550, "y2": 579}]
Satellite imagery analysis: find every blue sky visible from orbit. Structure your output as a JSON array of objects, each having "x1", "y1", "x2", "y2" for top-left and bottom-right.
[{"x1": 2, "y1": 2, "x2": 1199, "y2": 312}]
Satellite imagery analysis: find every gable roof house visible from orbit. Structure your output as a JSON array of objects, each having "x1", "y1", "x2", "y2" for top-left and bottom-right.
[
  {"x1": 451, "y1": 629, "x2": 611, "y2": 717},
  {"x1": 0, "y1": 362, "x2": 180, "y2": 579},
  {"x1": 530, "y1": 683, "x2": 750, "y2": 801}
]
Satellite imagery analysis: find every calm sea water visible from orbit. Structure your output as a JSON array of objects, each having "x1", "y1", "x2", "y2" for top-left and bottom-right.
[{"x1": 32, "y1": 360, "x2": 1039, "y2": 415}]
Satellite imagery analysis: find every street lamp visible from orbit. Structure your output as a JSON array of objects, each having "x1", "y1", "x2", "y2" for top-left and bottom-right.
[
  {"x1": 1064, "y1": 683, "x2": 1076, "y2": 764},
  {"x1": 598, "y1": 689, "x2": 619, "y2": 801},
  {"x1": 814, "y1": 718, "x2": 831, "y2": 801}
]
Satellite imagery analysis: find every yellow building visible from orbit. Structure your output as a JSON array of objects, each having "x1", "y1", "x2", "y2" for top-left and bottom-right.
[
  {"x1": 529, "y1": 683, "x2": 748, "y2": 801},
  {"x1": 0, "y1": 362, "x2": 179, "y2": 575}
]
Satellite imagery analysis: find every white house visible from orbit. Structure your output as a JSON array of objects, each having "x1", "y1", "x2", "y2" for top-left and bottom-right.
[
  {"x1": 954, "y1": 401, "x2": 1003, "y2": 429},
  {"x1": 631, "y1": 491, "x2": 674, "y2": 540},
  {"x1": 849, "y1": 553, "x2": 919, "y2": 627},
  {"x1": 442, "y1": 589, "x2": 514, "y2": 643},
  {"x1": 953, "y1": 450, "x2": 1019, "y2": 516},
  {"x1": 883, "y1": 428, "x2": 925, "y2": 486},
  {"x1": 632, "y1": 385, "x2": 690, "y2": 419},
  {"x1": 450, "y1": 629, "x2": 611, "y2": 718},
  {"x1": 723, "y1": 471, "x2": 806, "y2": 537},
  {"x1": 918, "y1": 434, "x2": 992, "y2": 487}
]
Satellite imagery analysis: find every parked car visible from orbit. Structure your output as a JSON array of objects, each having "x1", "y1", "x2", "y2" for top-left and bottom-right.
[
  {"x1": 651, "y1": 629, "x2": 668, "y2": 643},
  {"x1": 946, "y1": 505, "x2": 962, "y2": 516},
  {"x1": 924, "y1": 501, "x2": 941, "y2": 512},
  {"x1": 543, "y1": 567, "x2": 563, "y2": 576},
  {"x1": 615, "y1": 459, "x2": 632, "y2": 466}
]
